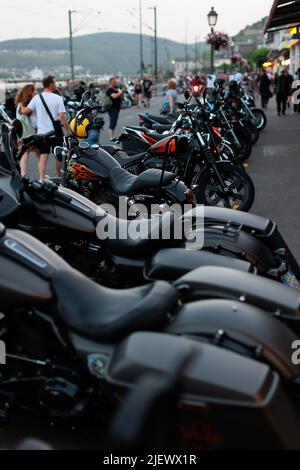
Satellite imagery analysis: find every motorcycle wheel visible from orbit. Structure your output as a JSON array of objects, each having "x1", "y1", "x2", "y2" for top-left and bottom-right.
[
  {"x1": 250, "y1": 108, "x2": 267, "y2": 131},
  {"x1": 194, "y1": 163, "x2": 255, "y2": 212},
  {"x1": 219, "y1": 142, "x2": 245, "y2": 169},
  {"x1": 243, "y1": 120, "x2": 260, "y2": 145},
  {"x1": 228, "y1": 132, "x2": 252, "y2": 163}
]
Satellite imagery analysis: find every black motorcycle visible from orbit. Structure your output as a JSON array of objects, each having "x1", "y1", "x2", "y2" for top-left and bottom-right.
[
  {"x1": 1, "y1": 223, "x2": 300, "y2": 449},
  {"x1": 107, "y1": 99, "x2": 255, "y2": 212},
  {"x1": 1, "y1": 120, "x2": 299, "y2": 289}
]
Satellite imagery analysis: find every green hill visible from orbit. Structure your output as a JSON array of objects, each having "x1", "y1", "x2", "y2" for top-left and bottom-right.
[{"x1": 0, "y1": 32, "x2": 207, "y2": 76}]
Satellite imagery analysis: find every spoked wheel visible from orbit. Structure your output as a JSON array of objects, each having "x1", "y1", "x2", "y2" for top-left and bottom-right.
[
  {"x1": 194, "y1": 163, "x2": 255, "y2": 212},
  {"x1": 250, "y1": 108, "x2": 267, "y2": 131}
]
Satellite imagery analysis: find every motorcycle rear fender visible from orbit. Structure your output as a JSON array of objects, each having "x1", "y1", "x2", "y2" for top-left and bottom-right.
[
  {"x1": 182, "y1": 206, "x2": 300, "y2": 278},
  {"x1": 163, "y1": 179, "x2": 189, "y2": 204},
  {"x1": 200, "y1": 226, "x2": 277, "y2": 273},
  {"x1": 145, "y1": 248, "x2": 256, "y2": 282},
  {"x1": 174, "y1": 266, "x2": 300, "y2": 327},
  {"x1": 182, "y1": 206, "x2": 274, "y2": 236},
  {"x1": 167, "y1": 299, "x2": 300, "y2": 381}
]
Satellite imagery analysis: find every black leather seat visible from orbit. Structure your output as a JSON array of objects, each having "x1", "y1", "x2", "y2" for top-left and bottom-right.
[
  {"x1": 148, "y1": 115, "x2": 173, "y2": 125},
  {"x1": 52, "y1": 269, "x2": 178, "y2": 341},
  {"x1": 109, "y1": 167, "x2": 175, "y2": 196},
  {"x1": 144, "y1": 131, "x2": 167, "y2": 141},
  {"x1": 111, "y1": 151, "x2": 145, "y2": 167},
  {"x1": 124, "y1": 126, "x2": 149, "y2": 132},
  {"x1": 101, "y1": 144, "x2": 123, "y2": 155},
  {"x1": 152, "y1": 124, "x2": 172, "y2": 132},
  {"x1": 97, "y1": 211, "x2": 183, "y2": 258}
]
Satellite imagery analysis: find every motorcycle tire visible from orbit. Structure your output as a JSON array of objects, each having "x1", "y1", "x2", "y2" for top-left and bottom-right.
[
  {"x1": 228, "y1": 132, "x2": 252, "y2": 163},
  {"x1": 243, "y1": 120, "x2": 260, "y2": 145},
  {"x1": 194, "y1": 163, "x2": 255, "y2": 212},
  {"x1": 250, "y1": 108, "x2": 267, "y2": 131}
]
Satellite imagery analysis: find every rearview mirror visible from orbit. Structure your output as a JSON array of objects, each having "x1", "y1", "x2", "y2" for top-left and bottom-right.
[
  {"x1": 184, "y1": 90, "x2": 190, "y2": 100},
  {"x1": 80, "y1": 91, "x2": 92, "y2": 107}
]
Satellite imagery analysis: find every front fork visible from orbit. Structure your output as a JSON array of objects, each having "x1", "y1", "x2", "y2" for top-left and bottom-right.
[{"x1": 241, "y1": 99, "x2": 256, "y2": 121}]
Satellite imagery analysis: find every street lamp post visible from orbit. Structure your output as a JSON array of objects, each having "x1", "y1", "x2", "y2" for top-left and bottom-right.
[
  {"x1": 207, "y1": 6, "x2": 218, "y2": 75},
  {"x1": 139, "y1": 0, "x2": 145, "y2": 77},
  {"x1": 68, "y1": 9, "x2": 77, "y2": 81},
  {"x1": 149, "y1": 6, "x2": 158, "y2": 81}
]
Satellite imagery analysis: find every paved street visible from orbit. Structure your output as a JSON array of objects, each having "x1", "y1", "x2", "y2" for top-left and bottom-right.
[{"x1": 249, "y1": 98, "x2": 300, "y2": 262}]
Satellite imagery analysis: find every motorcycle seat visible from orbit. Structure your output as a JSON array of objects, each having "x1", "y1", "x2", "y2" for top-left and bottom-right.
[
  {"x1": 101, "y1": 144, "x2": 123, "y2": 156},
  {"x1": 125, "y1": 126, "x2": 149, "y2": 132},
  {"x1": 52, "y1": 269, "x2": 178, "y2": 341},
  {"x1": 148, "y1": 115, "x2": 173, "y2": 125},
  {"x1": 98, "y1": 211, "x2": 183, "y2": 258},
  {"x1": 111, "y1": 151, "x2": 146, "y2": 166},
  {"x1": 145, "y1": 131, "x2": 168, "y2": 142},
  {"x1": 109, "y1": 167, "x2": 175, "y2": 196},
  {"x1": 152, "y1": 124, "x2": 172, "y2": 132}
]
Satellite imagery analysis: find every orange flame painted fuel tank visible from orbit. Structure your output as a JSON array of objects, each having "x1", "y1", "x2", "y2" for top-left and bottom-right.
[{"x1": 68, "y1": 162, "x2": 101, "y2": 181}]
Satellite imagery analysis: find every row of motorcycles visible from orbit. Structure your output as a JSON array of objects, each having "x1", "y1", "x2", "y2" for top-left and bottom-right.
[{"x1": 1, "y1": 79, "x2": 300, "y2": 450}]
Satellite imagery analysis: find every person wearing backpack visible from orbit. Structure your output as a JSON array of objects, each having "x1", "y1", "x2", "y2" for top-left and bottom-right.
[
  {"x1": 21, "y1": 75, "x2": 69, "y2": 180},
  {"x1": 15, "y1": 84, "x2": 39, "y2": 177},
  {"x1": 106, "y1": 77, "x2": 126, "y2": 142}
]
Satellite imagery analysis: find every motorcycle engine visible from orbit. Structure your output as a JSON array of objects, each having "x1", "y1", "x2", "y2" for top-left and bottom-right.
[{"x1": 39, "y1": 377, "x2": 80, "y2": 416}]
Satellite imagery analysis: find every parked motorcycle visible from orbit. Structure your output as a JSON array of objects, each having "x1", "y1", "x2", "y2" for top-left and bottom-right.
[
  {"x1": 1, "y1": 223, "x2": 300, "y2": 449},
  {"x1": 109, "y1": 96, "x2": 256, "y2": 211}
]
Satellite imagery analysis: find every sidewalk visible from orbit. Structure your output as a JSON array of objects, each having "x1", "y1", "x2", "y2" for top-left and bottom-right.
[{"x1": 249, "y1": 97, "x2": 300, "y2": 262}]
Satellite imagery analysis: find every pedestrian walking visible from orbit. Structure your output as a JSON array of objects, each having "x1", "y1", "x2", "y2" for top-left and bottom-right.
[
  {"x1": 142, "y1": 76, "x2": 153, "y2": 108},
  {"x1": 275, "y1": 69, "x2": 291, "y2": 116},
  {"x1": 106, "y1": 77, "x2": 126, "y2": 142},
  {"x1": 15, "y1": 84, "x2": 39, "y2": 177},
  {"x1": 20, "y1": 75, "x2": 69, "y2": 179},
  {"x1": 258, "y1": 69, "x2": 271, "y2": 110},
  {"x1": 161, "y1": 80, "x2": 178, "y2": 114},
  {"x1": 134, "y1": 79, "x2": 142, "y2": 109}
]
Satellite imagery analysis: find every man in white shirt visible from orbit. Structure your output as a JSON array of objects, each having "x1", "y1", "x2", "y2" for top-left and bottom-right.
[
  {"x1": 234, "y1": 71, "x2": 243, "y2": 83},
  {"x1": 21, "y1": 75, "x2": 69, "y2": 179}
]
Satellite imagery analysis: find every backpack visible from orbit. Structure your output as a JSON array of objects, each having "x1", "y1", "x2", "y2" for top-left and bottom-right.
[
  {"x1": 100, "y1": 91, "x2": 113, "y2": 112},
  {"x1": 19, "y1": 115, "x2": 36, "y2": 139}
]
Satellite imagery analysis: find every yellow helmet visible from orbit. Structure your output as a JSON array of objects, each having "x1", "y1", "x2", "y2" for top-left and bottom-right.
[{"x1": 70, "y1": 117, "x2": 91, "y2": 138}]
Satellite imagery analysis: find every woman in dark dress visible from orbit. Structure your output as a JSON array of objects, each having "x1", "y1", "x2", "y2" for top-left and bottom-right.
[{"x1": 258, "y1": 69, "x2": 271, "y2": 110}]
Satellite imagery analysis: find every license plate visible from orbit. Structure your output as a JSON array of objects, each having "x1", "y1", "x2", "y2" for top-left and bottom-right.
[{"x1": 281, "y1": 270, "x2": 300, "y2": 290}]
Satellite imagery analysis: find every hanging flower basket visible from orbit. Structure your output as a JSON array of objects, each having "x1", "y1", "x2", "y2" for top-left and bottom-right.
[
  {"x1": 231, "y1": 54, "x2": 246, "y2": 65},
  {"x1": 206, "y1": 31, "x2": 230, "y2": 50}
]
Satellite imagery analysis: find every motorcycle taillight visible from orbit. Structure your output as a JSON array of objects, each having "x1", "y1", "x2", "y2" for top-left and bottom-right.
[{"x1": 185, "y1": 189, "x2": 195, "y2": 204}]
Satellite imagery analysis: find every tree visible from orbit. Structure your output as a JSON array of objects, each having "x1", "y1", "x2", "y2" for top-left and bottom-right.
[{"x1": 248, "y1": 48, "x2": 270, "y2": 69}]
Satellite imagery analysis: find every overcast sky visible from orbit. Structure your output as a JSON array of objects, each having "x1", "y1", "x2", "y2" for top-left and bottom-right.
[{"x1": 0, "y1": 0, "x2": 274, "y2": 43}]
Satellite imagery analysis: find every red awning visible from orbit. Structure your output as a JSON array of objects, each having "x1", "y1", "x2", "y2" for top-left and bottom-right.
[{"x1": 264, "y1": 0, "x2": 300, "y2": 32}]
